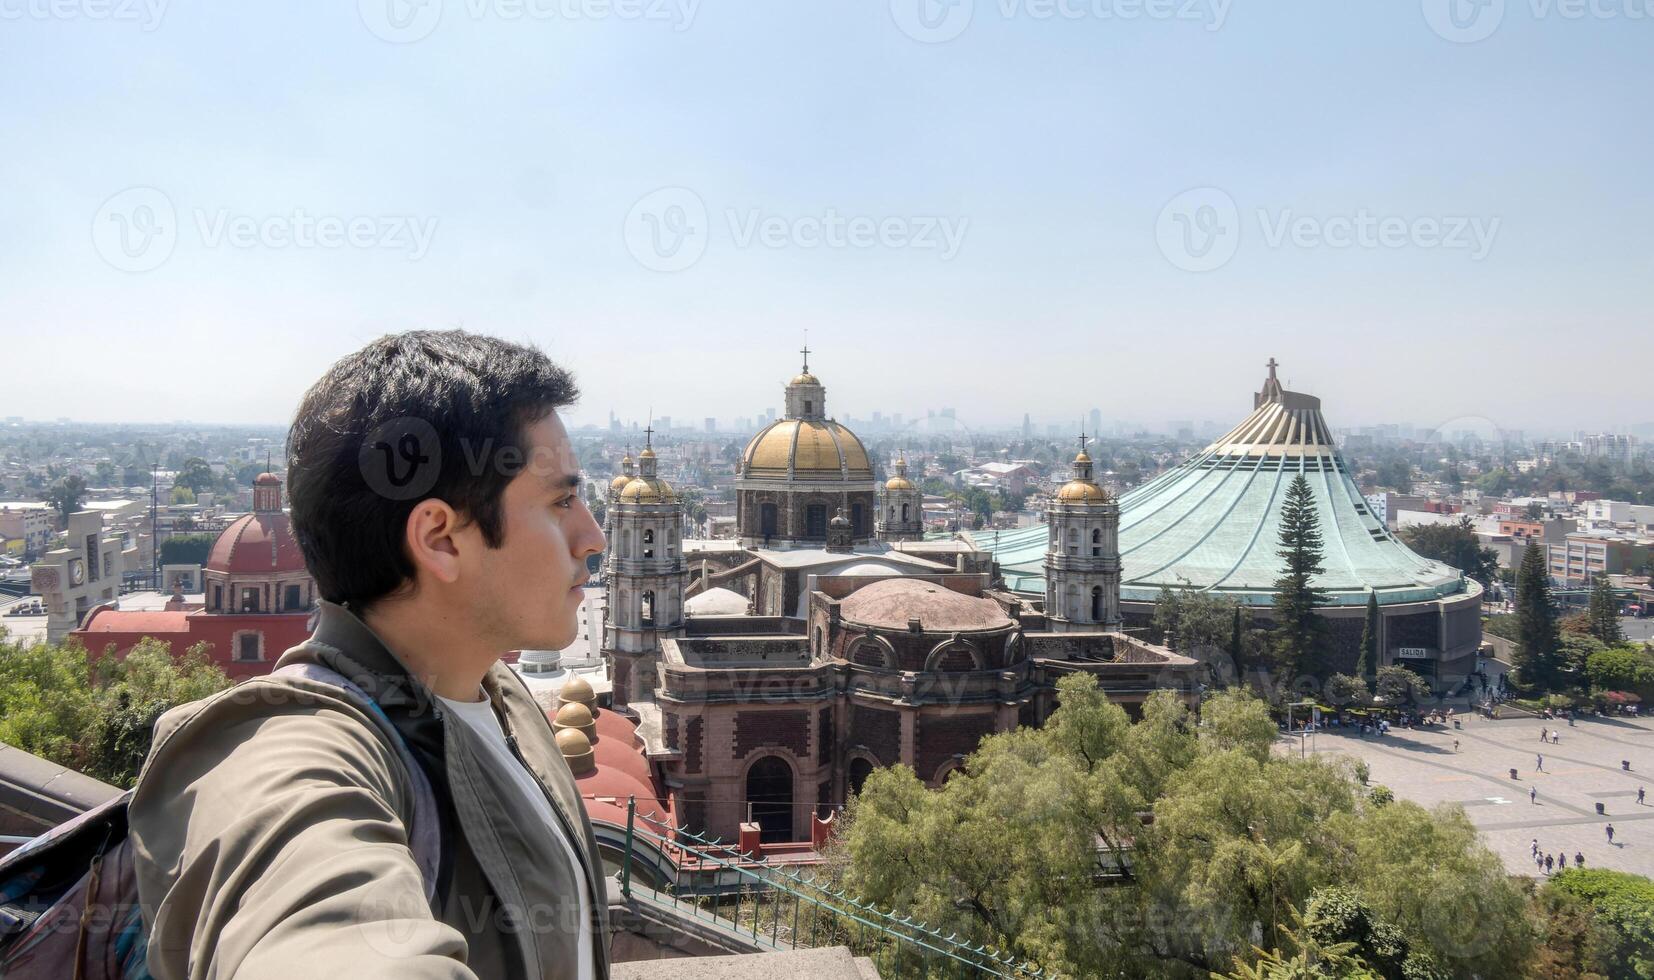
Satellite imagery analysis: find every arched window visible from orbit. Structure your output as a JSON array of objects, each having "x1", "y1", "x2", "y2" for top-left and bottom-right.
[
  {"x1": 1091, "y1": 586, "x2": 1103, "y2": 621},
  {"x1": 900, "y1": 503, "x2": 909, "y2": 522},
  {"x1": 760, "y1": 502, "x2": 779, "y2": 539},
  {"x1": 851, "y1": 502, "x2": 865, "y2": 536},
  {"x1": 1067, "y1": 527, "x2": 1079, "y2": 556},
  {"x1": 641, "y1": 590, "x2": 655, "y2": 627},
  {"x1": 848, "y1": 757, "x2": 874, "y2": 797},
  {"x1": 643, "y1": 529, "x2": 654, "y2": 544},
  {"x1": 747, "y1": 756, "x2": 795, "y2": 844},
  {"x1": 1092, "y1": 528, "x2": 1102, "y2": 557}
]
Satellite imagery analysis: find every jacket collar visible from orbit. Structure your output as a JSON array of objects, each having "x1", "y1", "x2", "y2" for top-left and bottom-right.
[{"x1": 278, "y1": 599, "x2": 433, "y2": 711}]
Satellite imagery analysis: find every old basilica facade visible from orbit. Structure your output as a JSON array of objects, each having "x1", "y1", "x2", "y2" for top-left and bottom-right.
[{"x1": 599, "y1": 353, "x2": 1199, "y2": 844}]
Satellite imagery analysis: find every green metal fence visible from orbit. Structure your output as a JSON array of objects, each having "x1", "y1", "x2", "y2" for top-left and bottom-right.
[{"x1": 617, "y1": 798, "x2": 1049, "y2": 978}]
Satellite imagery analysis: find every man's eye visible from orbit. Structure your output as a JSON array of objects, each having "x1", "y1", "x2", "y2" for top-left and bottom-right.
[{"x1": 554, "y1": 497, "x2": 575, "y2": 510}]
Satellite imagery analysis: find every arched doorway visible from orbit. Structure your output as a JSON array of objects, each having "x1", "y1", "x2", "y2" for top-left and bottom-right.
[
  {"x1": 746, "y1": 756, "x2": 794, "y2": 844},
  {"x1": 848, "y1": 757, "x2": 874, "y2": 797},
  {"x1": 1091, "y1": 586, "x2": 1103, "y2": 622},
  {"x1": 760, "y1": 503, "x2": 778, "y2": 540}
]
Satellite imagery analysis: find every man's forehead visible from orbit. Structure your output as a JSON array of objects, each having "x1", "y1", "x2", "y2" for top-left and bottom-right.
[{"x1": 520, "y1": 414, "x2": 581, "y2": 483}]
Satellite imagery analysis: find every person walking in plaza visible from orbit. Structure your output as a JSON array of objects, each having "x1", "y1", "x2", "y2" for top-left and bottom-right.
[
  {"x1": 1532, "y1": 838, "x2": 1540, "y2": 858},
  {"x1": 1607, "y1": 823, "x2": 1616, "y2": 844},
  {"x1": 1531, "y1": 786, "x2": 1538, "y2": 805},
  {"x1": 1545, "y1": 853, "x2": 1554, "y2": 874},
  {"x1": 1453, "y1": 738, "x2": 1460, "y2": 753},
  {"x1": 1537, "y1": 753, "x2": 1545, "y2": 771},
  {"x1": 1541, "y1": 727, "x2": 1548, "y2": 742},
  {"x1": 1639, "y1": 786, "x2": 1646, "y2": 806},
  {"x1": 1576, "y1": 851, "x2": 1585, "y2": 867}
]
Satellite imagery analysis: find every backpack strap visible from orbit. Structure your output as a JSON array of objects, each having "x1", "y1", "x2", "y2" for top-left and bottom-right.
[{"x1": 272, "y1": 663, "x2": 440, "y2": 906}]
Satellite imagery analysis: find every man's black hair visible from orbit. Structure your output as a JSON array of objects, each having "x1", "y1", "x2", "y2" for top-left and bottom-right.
[{"x1": 287, "y1": 330, "x2": 578, "y2": 609}]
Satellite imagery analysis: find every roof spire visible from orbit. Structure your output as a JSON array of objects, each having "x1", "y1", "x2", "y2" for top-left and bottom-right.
[
  {"x1": 1267, "y1": 357, "x2": 1279, "y2": 383},
  {"x1": 801, "y1": 332, "x2": 810, "y2": 374}
]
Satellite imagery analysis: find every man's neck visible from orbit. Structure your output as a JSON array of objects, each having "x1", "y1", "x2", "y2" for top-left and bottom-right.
[{"x1": 360, "y1": 600, "x2": 500, "y2": 702}]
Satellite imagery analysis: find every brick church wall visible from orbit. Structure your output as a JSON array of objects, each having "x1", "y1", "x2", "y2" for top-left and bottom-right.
[
  {"x1": 850, "y1": 704, "x2": 901, "y2": 767},
  {"x1": 735, "y1": 709, "x2": 810, "y2": 760},
  {"x1": 916, "y1": 711, "x2": 992, "y2": 782}
]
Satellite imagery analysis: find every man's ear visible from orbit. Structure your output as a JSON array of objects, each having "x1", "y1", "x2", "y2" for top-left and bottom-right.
[{"x1": 403, "y1": 499, "x2": 465, "y2": 586}]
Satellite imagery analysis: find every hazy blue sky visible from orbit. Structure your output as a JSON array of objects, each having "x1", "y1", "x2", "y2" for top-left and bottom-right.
[{"x1": 2, "y1": 0, "x2": 1649, "y2": 436}]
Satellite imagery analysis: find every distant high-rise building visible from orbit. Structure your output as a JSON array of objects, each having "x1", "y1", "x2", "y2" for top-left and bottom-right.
[
  {"x1": 1022, "y1": 413, "x2": 1032, "y2": 440},
  {"x1": 704, "y1": 417, "x2": 716, "y2": 434},
  {"x1": 657, "y1": 415, "x2": 672, "y2": 433},
  {"x1": 1089, "y1": 408, "x2": 1101, "y2": 436}
]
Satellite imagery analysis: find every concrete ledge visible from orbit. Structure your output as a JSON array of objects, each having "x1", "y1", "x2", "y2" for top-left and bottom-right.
[{"x1": 613, "y1": 947, "x2": 879, "y2": 979}]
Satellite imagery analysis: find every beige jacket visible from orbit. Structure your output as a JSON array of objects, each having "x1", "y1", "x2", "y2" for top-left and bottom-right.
[{"x1": 129, "y1": 600, "x2": 611, "y2": 979}]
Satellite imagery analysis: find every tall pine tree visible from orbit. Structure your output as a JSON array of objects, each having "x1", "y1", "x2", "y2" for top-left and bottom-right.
[
  {"x1": 1271, "y1": 475, "x2": 1330, "y2": 679},
  {"x1": 1514, "y1": 541, "x2": 1560, "y2": 690},
  {"x1": 1230, "y1": 604, "x2": 1246, "y2": 682},
  {"x1": 1587, "y1": 574, "x2": 1626, "y2": 646},
  {"x1": 1356, "y1": 589, "x2": 1379, "y2": 685}
]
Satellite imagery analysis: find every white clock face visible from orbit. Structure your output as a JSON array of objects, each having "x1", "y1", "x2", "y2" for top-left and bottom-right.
[{"x1": 69, "y1": 559, "x2": 85, "y2": 586}]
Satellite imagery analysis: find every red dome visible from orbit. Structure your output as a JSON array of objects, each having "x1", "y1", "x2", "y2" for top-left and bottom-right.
[
  {"x1": 254, "y1": 472, "x2": 281, "y2": 486},
  {"x1": 206, "y1": 512, "x2": 307, "y2": 575}
]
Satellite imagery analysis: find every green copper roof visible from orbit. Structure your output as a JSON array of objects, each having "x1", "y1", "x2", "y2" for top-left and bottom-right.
[{"x1": 970, "y1": 366, "x2": 1473, "y2": 608}]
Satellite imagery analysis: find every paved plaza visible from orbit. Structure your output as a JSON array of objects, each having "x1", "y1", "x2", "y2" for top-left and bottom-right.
[{"x1": 1293, "y1": 710, "x2": 1654, "y2": 879}]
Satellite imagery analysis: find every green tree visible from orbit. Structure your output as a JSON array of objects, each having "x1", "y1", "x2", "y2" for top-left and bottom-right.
[
  {"x1": 1272, "y1": 476, "x2": 1330, "y2": 681},
  {"x1": 1584, "y1": 648, "x2": 1654, "y2": 699},
  {"x1": 159, "y1": 532, "x2": 217, "y2": 568},
  {"x1": 1514, "y1": 542, "x2": 1562, "y2": 690},
  {"x1": 1399, "y1": 518, "x2": 1499, "y2": 588},
  {"x1": 1326, "y1": 674, "x2": 1371, "y2": 711},
  {"x1": 1356, "y1": 591, "x2": 1379, "y2": 686},
  {"x1": 837, "y1": 676, "x2": 1532, "y2": 978},
  {"x1": 0, "y1": 632, "x2": 231, "y2": 788},
  {"x1": 95, "y1": 460, "x2": 117, "y2": 486},
  {"x1": 1153, "y1": 584, "x2": 1243, "y2": 681},
  {"x1": 1374, "y1": 665, "x2": 1427, "y2": 710},
  {"x1": 1545, "y1": 869, "x2": 1654, "y2": 980},
  {"x1": 173, "y1": 457, "x2": 217, "y2": 495},
  {"x1": 45, "y1": 474, "x2": 88, "y2": 527},
  {"x1": 1586, "y1": 576, "x2": 1626, "y2": 647}
]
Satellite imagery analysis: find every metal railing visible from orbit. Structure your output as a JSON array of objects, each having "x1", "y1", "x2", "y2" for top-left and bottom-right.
[{"x1": 616, "y1": 797, "x2": 1049, "y2": 978}]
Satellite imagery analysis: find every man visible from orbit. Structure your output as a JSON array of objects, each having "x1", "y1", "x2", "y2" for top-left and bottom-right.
[
  {"x1": 1607, "y1": 823, "x2": 1616, "y2": 844},
  {"x1": 1639, "y1": 786, "x2": 1646, "y2": 806},
  {"x1": 130, "y1": 331, "x2": 609, "y2": 978}
]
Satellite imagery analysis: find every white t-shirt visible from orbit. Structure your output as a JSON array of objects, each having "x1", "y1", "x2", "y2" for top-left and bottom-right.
[{"x1": 437, "y1": 692, "x2": 594, "y2": 980}]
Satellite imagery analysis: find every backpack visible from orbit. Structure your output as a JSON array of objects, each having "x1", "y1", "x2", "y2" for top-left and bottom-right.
[{"x1": 0, "y1": 663, "x2": 440, "y2": 980}]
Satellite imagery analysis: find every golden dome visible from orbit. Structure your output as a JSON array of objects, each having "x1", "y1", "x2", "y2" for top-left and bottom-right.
[
  {"x1": 559, "y1": 675, "x2": 596, "y2": 711},
  {"x1": 553, "y1": 701, "x2": 597, "y2": 743},
  {"x1": 790, "y1": 371, "x2": 821, "y2": 386},
  {"x1": 1075, "y1": 450, "x2": 1092, "y2": 464},
  {"x1": 884, "y1": 475, "x2": 915, "y2": 491},
  {"x1": 555, "y1": 728, "x2": 596, "y2": 776},
  {"x1": 742, "y1": 419, "x2": 873, "y2": 480},
  {"x1": 1056, "y1": 480, "x2": 1109, "y2": 503},
  {"x1": 619, "y1": 476, "x2": 676, "y2": 503},
  {"x1": 639, "y1": 447, "x2": 656, "y2": 459},
  {"x1": 609, "y1": 473, "x2": 633, "y2": 494}
]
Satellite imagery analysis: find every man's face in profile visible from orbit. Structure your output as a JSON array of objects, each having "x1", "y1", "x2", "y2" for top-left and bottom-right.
[{"x1": 468, "y1": 412, "x2": 605, "y2": 653}]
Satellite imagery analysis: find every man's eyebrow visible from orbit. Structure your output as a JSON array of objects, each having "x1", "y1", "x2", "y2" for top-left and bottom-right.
[{"x1": 540, "y1": 472, "x2": 582, "y2": 493}]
